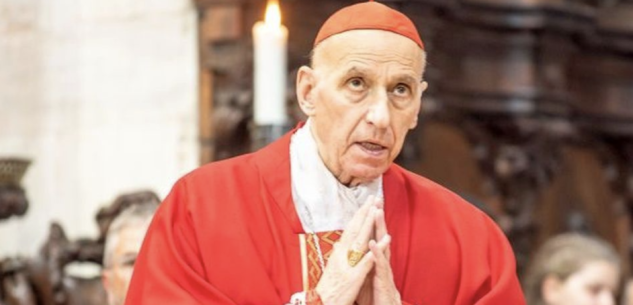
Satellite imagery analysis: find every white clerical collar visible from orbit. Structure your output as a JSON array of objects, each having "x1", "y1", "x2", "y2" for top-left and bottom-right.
[{"x1": 290, "y1": 119, "x2": 383, "y2": 233}]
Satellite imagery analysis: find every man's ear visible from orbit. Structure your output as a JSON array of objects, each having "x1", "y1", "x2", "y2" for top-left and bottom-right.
[
  {"x1": 542, "y1": 274, "x2": 563, "y2": 304},
  {"x1": 410, "y1": 112, "x2": 420, "y2": 130},
  {"x1": 296, "y1": 66, "x2": 317, "y2": 116},
  {"x1": 409, "y1": 81, "x2": 428, "y2": 129}
]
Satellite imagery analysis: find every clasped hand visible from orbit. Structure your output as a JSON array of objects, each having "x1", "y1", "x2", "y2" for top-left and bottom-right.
[{"x1": 315, "y1": 196, "x2": 401, "y2": 305}]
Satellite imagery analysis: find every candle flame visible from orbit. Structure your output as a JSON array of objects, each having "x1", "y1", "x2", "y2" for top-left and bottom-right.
[{"x1": 265, "y1": 1, "x2": 281, "y2": 27}]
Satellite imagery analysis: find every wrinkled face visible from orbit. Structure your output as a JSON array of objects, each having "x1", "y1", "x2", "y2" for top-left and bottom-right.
[
  {"x1": 102, "y1": 225, "x2": 147, "y2": 305},
  {"x1": 545, "y1": 261, "x2": 620, "y2": 305},
  {"x1": 297, "y1": 30, "x2": 427, "y2": 185}
]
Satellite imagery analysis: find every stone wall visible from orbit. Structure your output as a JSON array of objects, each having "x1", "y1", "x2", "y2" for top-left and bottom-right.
[{"x1": 0, "y1": 0, "x2": 199, "y2": 257}]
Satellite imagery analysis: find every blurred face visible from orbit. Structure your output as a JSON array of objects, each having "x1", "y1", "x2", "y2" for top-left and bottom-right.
[
  {"x1": 544, "y1": 261, "x2": 620, "y2": 305},
  {"x1": 296, "y1": 30, "x2": 427, "y2": 186},
  {"x1": 102, "y1": 224, "x2": 147, "y2": 305}
]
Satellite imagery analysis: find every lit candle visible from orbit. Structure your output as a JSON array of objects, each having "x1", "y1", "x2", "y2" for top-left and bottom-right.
[{"x1": 252, "y1": 0, "x2": 288, "y2": 125}]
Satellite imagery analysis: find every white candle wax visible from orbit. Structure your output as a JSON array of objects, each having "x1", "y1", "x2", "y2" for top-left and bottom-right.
[{"x1": 252, "y1": 8, "x2": 288, "y2": 125}]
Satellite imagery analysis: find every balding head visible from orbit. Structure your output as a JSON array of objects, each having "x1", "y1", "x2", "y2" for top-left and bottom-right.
[{"x1": 311, "y1": 29, "x2": 426, "y2": 75}]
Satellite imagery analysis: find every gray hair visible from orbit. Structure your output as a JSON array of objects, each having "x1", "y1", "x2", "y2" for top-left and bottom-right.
[
  {"x1": 523, "y1": 233, "x2": 620, "y2": 305},
  {"x1": 103, "y1": 199, "x2": 159, "y2": 268}
]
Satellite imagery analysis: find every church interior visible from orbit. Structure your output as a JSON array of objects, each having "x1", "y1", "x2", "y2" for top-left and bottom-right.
[{"x1": 1, "y1": 0, "x2": 633, "y2": 303}]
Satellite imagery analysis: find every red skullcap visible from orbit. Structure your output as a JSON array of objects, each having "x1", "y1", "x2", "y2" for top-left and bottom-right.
[{"x1": 314, "y1": 0, "x2": 424, "y2": 50}]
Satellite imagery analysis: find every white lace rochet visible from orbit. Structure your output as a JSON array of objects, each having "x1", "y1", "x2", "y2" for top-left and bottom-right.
[{"x1": 289, "y1": 119, "x2": 384, "y2": 233}]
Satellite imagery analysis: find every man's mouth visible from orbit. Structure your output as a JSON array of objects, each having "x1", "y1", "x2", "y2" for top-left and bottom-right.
[
  {"x1": 360, "y1": 142, "x2": 384, "y2": 151},
  {"x1": 358, "y1": 141, "x2": 387, "y2": 152}
]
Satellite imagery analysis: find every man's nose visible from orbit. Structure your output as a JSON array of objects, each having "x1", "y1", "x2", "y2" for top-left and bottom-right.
[{"x1": 365, "y1": 90, "x2": 390, "y2": 128}]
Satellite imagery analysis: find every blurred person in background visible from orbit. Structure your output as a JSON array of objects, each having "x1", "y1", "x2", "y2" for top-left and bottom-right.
[
  {"x1": 523, "y1": 233, "x2": 620, "y2": 305},
  {"x1": 101, "y1": 199, "x2": 158, "y2": 305},
  {"x1": 621, "y1": 279, "x2": 633, "y2": 305}
]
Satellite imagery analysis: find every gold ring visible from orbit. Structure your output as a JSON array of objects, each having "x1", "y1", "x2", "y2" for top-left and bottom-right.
[{"x1": 347, "y1": 249, "x2": 365, "y2": 267}]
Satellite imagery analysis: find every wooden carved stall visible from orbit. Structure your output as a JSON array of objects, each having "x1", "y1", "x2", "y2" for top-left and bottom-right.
[
  {"x1": 195, "y1": 0, "x2": 633, "y2": 276},
  {"x1": 418, "y1": 0, "x2": 631, "y2": 275},
  {"x1": 566, "y1": 0, "x2": 633, "y2": 274},
  {"x1": 0, "y1": 159, "x2": 31, "y2": 222}
]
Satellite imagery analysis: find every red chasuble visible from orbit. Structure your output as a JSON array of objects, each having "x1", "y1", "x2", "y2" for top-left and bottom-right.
[{"x1": 125, "y1": 129, "x2": 525, "y2": 305}]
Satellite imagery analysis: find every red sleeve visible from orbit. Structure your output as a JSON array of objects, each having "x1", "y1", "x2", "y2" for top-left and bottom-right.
[
  {"x1": 474, "y1": 219, "x2": 526, "y2": 305},
  {"x1": 124, "y1": 179, "x2": 237, "y2": 305}
]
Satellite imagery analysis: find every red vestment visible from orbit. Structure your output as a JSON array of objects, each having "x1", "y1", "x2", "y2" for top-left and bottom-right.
[{"x1": 125, "y1": 129, "x2": 525, "y2": 305}]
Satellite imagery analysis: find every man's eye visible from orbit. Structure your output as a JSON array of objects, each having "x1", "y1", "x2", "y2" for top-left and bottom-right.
[
  {"x1": 394, "y1": 84, "x2": 410, "y2": 96},
  {"x1": 347, "y1": 78, "x2": 365, "y2": 91}
]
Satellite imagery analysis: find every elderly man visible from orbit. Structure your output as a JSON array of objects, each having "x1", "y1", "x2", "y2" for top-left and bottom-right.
[
  {"x1": 125, "y1": 2, "x2": 525, "y2": 304},
  {"x1": 102, "y1": 197, "x2": 159, "y2": 305}
]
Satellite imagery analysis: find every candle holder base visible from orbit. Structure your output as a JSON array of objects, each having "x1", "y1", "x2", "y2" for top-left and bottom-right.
[{"x1": 251, "y1": 123, "x2": 292, "y2": 151}]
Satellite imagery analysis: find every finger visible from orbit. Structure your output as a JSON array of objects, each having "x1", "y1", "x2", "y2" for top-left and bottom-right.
[
  {"x1": 373, "y1": 196, "x2": 384, "y2": 209},
  {"x1": 352, "y1": 206, "x2": 377, "y2": 252},
  {"x1": 374, "y1": 209, "x2": 392, "y2": 260},
  {"x1": 369, "y1": 235, "x2": 392, "y2": 277},
  {"x1": 341, "y1": 198, "x2": 374, "y2": 244},
  {"x1": 375, "y1": 208, "x2": 388, "y2": 241},
  {"x1": 373, "y1": 234, "x2": 391, "y2": 255},
  {"x1": 353, "y1": 249, "x2": 375, "y2": 277}
]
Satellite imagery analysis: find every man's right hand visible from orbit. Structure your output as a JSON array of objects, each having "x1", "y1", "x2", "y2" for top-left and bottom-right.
[{"x1": 315, "y1": 198, "x2": 379, "y2": 305}]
